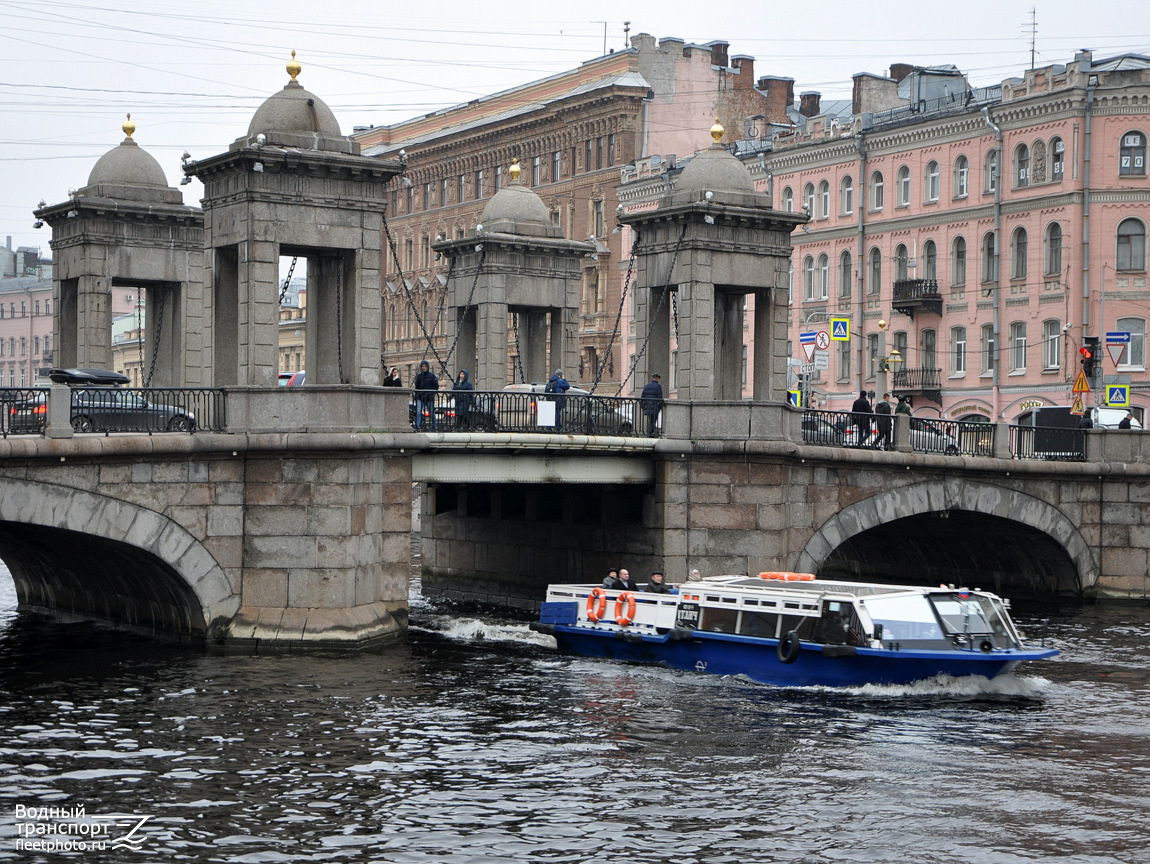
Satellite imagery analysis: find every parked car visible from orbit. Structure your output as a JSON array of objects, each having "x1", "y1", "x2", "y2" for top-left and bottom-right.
[
  {"x1": 908, "y1": 418, "x2": 960, "y2": 455},
  {"x1": 408, "y1": 391, "x2": 499, "y2": 430},
  {"x1": 278, "y1": 372, "x2": 295, "y2": 386},
  {"x1": 10, "y1": 369, "x2": 196, "y2": 434},
  {"x1": 801, "y1": 414, "x2": 844, "y2": 446},
  {"x1": 286, "y1": 370, "x2": 306, "y2": 386}
]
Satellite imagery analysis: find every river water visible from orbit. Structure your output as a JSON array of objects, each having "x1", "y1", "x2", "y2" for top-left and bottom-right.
[{"x1": 0, "y1": 563, "x2": 1149, "y2": 864}]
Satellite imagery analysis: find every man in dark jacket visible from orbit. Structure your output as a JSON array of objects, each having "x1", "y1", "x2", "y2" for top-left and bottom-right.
[
  {"x1": 607, "y1": 568, "x2": 639, "y2": 591},
  {"x1": 851, "y1": 389, "x2": 873, "y2": 447},
  {"x1": 874, "y1": 392, "x2": 893, "y2": 449},
  {"x1": 413, "y1": 360, "x2": 439, "y2": 430},
  {"x1": 546, "y1": 369, "x2": 570, "y2": 430},
  {"x1": 645, "y1": 571, "x2": 673, "y2": 594},
  {"x1": 640, "y1": 373, "x2": 664, "y2": 437}
]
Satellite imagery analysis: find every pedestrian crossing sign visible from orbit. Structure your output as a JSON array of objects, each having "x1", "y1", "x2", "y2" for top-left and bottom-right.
[
  {"x1": 1106, "y1": 385, "x2": 1129, "y2": 407},
  {"x1": 830, "y1": 318, "x2": 850, "y2": 341}
]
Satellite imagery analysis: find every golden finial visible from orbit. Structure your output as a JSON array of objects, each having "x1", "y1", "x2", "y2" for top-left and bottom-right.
[
  {"x1": 287, "y1": 50, "x2": 301, "y2": 81},
  {"x1": 710, "y1": 117, "x2": 724, "y2": 144},
  {"x1": 122, "y1": 113, "x2": 135, "y2": 139},
  {"x1": 509, "y1": 158, "x2": 521, "y2": 182}
]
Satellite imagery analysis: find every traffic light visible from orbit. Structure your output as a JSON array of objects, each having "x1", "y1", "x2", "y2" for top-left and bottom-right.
[{"x1": 1080, "y1": 336, "x2": 1100, "y2": 377}]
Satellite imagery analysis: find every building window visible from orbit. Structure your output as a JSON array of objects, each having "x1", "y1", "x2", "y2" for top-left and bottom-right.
[
  {"x1": 422, "y1": 235, "x2": 431, "y2": 268},
  {"x1": 44, "y1": 299, "x2": 49, "y2": 316},
  {"x1": 585, "y1": 140, "x2": 592, "y2": 173},
  {"x1": 818, "y1": 180, "x2": 829, "y2": 218},
  {"x1": 1045, "y1": 223, "x2": 1063, "y2": 276},
  {"x1": 982, "y1": 232, "x2": 997, "y2": 283},
  {"x1": 923, "y1": 239, "x2": 937, "y2": 281},
  {"x1": 839, "y1": 251, "x2": 852, "y2": 299},
  {"x1": 474, "y1": 170, "x2": 483, "y2": 199},
  {"x1": 896, "y1": 165, "x2": 910, "y2": 206},
  {"x1": 985, "y1": 150, "x2": 998, "y2": 193},
  {"x1": 494, "y1": 167, "x2": 502, "y2": 192},
  {"x1": 869, "y1": 247, "x2": 882, "y2": 295},
  {"x1": 406, "y1": 185, "x2": 414, "y2": 213},
  {"x1": 925, "y1": 161, "x2": 939, "y2": 202},
  {"x1": 1043, "y1": 319, "x2": 1061, "y2": 370},
  {"x1": 405, "y1": 238, "x2": 413, "y2": 271},
  {"x1": 43, "y1": 333, "x2": 49, "y2": 352},
  {"x1": 954, "y1": 155, "x2": 969, "y2": 198},
  {"x1": 423, "y1": 182, "x2": 431, "y2": 210},
  {"x1": 894, "y1": 244, "x2": 908, "y2": 282},
  {"x1": 1051, "y1": 137, "x2": 1064, "y2": 180},
  {"x1": 802, "y1": 255, "x2": 815, "y2": 300},
  {"x1": 1010, "y1": 322, "x2": 1027, "y2": 372},
  {"x1": 34, "y1": 300, "x2": 40, "y2": 316},
  {"x1": 952, "y1": 326, "x2": 967, "y2": 375},
  {"x1": 981, "y1": 323, "x2": 995, "y2": 373},
  {"x1": 1011, "y1": 227, "x2": 1028, "y2": 280},
  {"x1": 803, "y1": 183, "x2": 815, "y2": 215},
  {"x1": 34, "y1": 336, "x2": 39, "y2": 356},
  {"x1": 952, "y1": 236, "x2": 967, "y2": 285},
  {"x1": 608, "y1": 134, "x2": 616, "y2": 166},
  {"x1": 817, "y1": 253, "x2": 829, "y2": 299},
  {"x1": 458, "y1": 175, "x2": 465, "y2": 202},
  {"x1": 596, "y1": 137, "x2": 603, "y2": 170},
  {"x1": 19, "y1": 337, "x2": 25, "y2": 356},
  {"x1": 894, "y1": 331, "x2": 907, "y2": 367},
  {"x1": 1120, "y1": 132, "x2": 1146, "y2": 176},
  {"x1": 870, "y1": 171, "x2": 884, "y2": 211},
  {"x1": 920, "y1": 328, "x2": 936, "y2": 370},
  {"x1": 1015, "y1": 143, "x2": 1030, "y2": 187},
  {"x1": 20, "y1": 302, "x2": 26, "y2": 317},
  {"x1": 552, "y1": 151, "x2": 561, "y2": 181},
  {"x1": 840, "y1": 176, "x2": 853, "y2": 215},
  {"x1": 837, "y1": 339, "x2": 851, "y2": 383},
  {"x1": 532, "y1": 157, "x2": 540, "y2": 186},
  {"x1": 783, "y1": 187, "x2": 794, "y2": 212},
  {"x1": 1116, "y1": 316, "x2": 1146, "y2": 368},
  {"x1": 593, "y1": 200, "x2": 604, "y2": 238},
  {"x1": 1117, "y1": 219, "x2": 1147, "y2": 271},
  {"x1": 867, "y1": 333, "x2": 879, "y2": 380},
  {"x1": 441, "y1": 178, "x2": 449, "y2": 203}
]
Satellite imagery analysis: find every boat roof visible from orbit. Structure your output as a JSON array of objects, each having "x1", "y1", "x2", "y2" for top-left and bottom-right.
[{"x1": 562, "y1": 575, "x2": 996, "y2": 601}]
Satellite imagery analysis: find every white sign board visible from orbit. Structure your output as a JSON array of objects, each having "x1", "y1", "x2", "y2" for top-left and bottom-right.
[
  {"x1": 814, "y1": 350, "x2": 830, "y2": 370},
  {"x1": 536, "y1": 400, "x2": 557, "y2": 427}
]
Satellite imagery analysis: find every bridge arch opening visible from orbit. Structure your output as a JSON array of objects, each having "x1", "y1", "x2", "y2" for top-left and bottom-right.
[
  {"x1": 0, "y1": 522, "x2": 206, "y2": 642},
  {"x1": 799, "y1": 481, "x2": 1091, "y2": 601}
]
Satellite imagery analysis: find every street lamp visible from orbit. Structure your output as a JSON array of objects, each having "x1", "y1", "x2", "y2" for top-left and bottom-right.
[{"x1": 873, "y1": 319, "x2": 903, "y2": 397}]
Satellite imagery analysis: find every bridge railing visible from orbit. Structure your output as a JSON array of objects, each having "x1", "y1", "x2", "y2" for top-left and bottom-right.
[
  {"x1": 800, "y1": 408, "x2": 994, "y2": 456},
  {"x1": 0, "y1": 386, "x2": 226, "y2": 436},
  {"x1": 1009, "y1": 424, "x2": 1086, "y2": 461},
  {"x1": 409, "y1": 390, "x2": 651, "y2": 437}
]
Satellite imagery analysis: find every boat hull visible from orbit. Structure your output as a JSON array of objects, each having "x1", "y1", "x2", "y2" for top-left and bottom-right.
[{"x1": 547, "y1": 626, "x2": 1057, "y2": 688}]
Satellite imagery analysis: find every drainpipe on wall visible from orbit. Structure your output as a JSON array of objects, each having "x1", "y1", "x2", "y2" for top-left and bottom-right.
[
  {"x1": 982, "y1": 106, "x2": 1003, "y2": 420},
  {"x1": 1082, "y1": 74, "x2": 1096, "y2": 338},
  {"x1": 855, "y1": 134, "x2": 867, "y2": 397}
]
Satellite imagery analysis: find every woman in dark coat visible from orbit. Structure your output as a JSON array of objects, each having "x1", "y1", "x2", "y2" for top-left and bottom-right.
[
  {"x1": 383, "y1": 367, "x2": 403, "y2": 387},
  {"x1": 452, "y1": 370, "x2": 474, "y2": 428}
]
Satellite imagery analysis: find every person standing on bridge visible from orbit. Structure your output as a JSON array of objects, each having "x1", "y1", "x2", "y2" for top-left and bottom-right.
[
  {"x1": 413, "y1": 360, "x2": 439, "y2": 430},
  {"x1": 452, "y1": 370, "x2": 474, "y2": 429},
  {"x1": 875, "y1": 392, "x2": 893, "y2": 450},
  {"x1": 640, "y1": 373, "x2": 664, "y2": 437},
  {"x1": 383, "y1": 367, "x2": 403, "y2": 387},
  {"x1": 546, "y1": 369, "x2": 570, "y2": 431},
  {"x1": 851, "y1": 390, "x2": 873, "y2": 447}
]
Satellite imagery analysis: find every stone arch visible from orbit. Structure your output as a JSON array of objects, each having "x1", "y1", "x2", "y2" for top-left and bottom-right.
[
  {"x1": 0, "y1": 478, "x2": 238, "y2": 639},
  {"x1": 795, "y1": 477, "x2": 1096, "y2": 590}
]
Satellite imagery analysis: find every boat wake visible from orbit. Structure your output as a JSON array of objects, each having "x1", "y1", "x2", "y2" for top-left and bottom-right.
[
  {"x1": 411, "y1": 614, "x2": 554, "y2": 647},
  {"x1": 838, "y1": 672, "x2": 1052, "y2": 699}
]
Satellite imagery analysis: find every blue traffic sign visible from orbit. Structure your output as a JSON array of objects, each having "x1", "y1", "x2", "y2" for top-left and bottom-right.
[
  {"x1": 1106, "y1": 331, "x2": 1131, "y2": 344},
  {"x1": 799, "y1": 332, "x2": 817, "y2": 344},
  {"x1": 830, "y1": 318, "x2": 850, "y2": 340},
  {"x1": 1106, "y1": 385, "x2": 1130, "y2": 407}
]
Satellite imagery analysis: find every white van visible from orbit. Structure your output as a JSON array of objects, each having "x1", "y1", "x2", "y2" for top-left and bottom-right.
[{"x1": 1092, "y1": 407, "x2": 1143, "y2": 430}]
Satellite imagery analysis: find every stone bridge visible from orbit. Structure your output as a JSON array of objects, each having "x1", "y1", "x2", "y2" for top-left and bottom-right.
[{"x1": 2, "y1": 390, "x2": 1148, "y2": 651}]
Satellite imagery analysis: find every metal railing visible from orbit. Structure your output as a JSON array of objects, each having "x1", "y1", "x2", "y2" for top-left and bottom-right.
[
  {"x1": 0, "y1": 387, "x2": 226, "y2": 436},
  {"x1": 801, "y1": 409, "x2": 993, "y2": 457},
  {"x1": 892, "y1": 278, "x2": 941, "y2": 303},
  {"x1": 1009, "y1": 425, "x2": 1086, "y2": 462},
  {"x1": 408, "y1": 390, "x2": 655, "y2": 437},
  {"x1": 892, "y1": 367, "x2": 943, "y2": 390}
]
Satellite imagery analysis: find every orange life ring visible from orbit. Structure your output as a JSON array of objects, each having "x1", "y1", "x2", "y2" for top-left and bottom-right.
[
  {"x1": 586, "y1": 587, "x2": 608, "y2": 622},
  {"x1": 615, "y1": 591, "x2": 637, "y2": 626}
]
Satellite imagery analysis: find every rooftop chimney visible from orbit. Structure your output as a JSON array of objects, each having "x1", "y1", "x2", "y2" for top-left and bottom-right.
[
  {"x1": 799, "y1": 91, "x2": 822, "y2": 118},
  {"x1": 889, "y1": 63, "x2": 914, "y2": 83}
]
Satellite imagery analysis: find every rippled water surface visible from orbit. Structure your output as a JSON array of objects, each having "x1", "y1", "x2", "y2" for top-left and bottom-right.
[{"x1": 1, "y1": 567, "x2": 1149, "y2": 863}]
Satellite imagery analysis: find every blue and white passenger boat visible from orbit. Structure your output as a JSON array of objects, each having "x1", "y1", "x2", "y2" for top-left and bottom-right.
[{"x1": 530, "y1": 573, "x2": 1058, "y2": 687}]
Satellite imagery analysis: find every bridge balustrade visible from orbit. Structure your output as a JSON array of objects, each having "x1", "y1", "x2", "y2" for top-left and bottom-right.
[
  {"x1": 410, "y1": 390, "x2": 650, "y2": 437},
  {"x1": 0, "y1": 386, "x2": 226, "y2": 436},
  {"x1": 800, "y1": 409, "x2": 993, "y2": 457},
  {"x1": 1009, "y1": 424, "x2": 1086, "y2": 462}
]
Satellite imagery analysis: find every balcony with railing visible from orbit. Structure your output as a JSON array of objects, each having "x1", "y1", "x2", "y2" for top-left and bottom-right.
[
  {"x1": 892, "y1": 278, "x2": 943, "y2": 318},
  {"x1": 891, "y1": 366, "x2": 943, "y2": 406}
]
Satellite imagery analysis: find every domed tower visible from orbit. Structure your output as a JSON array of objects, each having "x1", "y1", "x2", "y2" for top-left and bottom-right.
[
  {"x1": 184, "y1": 53, "x2": 403, "y2": 387},
  {"x1": 435, "y1": 160, "x2": 593, "y2": 390},
  {"x1": 618, "y1": 120, "x2": 806, "y2": 405},
  {"x1": 34, "y1": 115, "x2": 203, "y2": 387}
]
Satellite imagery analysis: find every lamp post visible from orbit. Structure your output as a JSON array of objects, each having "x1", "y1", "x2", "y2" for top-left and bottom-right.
[{"x1": 873, "y1": 318, "x2": 903, "y2": 399}]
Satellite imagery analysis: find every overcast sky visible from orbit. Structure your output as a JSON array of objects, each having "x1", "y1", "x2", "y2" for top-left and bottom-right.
[{"x1": 2, "y1": 0, "x2": 1146, "y2": 254}]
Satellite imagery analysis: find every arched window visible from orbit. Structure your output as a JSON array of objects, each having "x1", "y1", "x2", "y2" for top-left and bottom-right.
[
  {"x1": 839, "y1": 250, "x2": 852, "y2": 298},
  {"x1": 1117, "y1": 219, "x2": 1147, "y2": 271},
  {"x1": 896, "y1": 165, "x2": 911, "y2": 206},
  {"x1": 817, "y1": 253, "x2": 829, "y2": 298},
  {"x1": 954, "y1": 155, "x2": 969, "y2": 198},
  {"x1": 1045, "y1": 223, "x2": 1063, "y2": 276},
  {"x1": 1116, "y1": 316, "x2": 1146, "y2": 368},
  {"x1": 840, "y1": 176, "x2": 853, "y2": 215},
  {"x1": 1015, "y1": 143, "x2": 1030, "y2": 187},
  {"x1": 925, "y1": 161, "x2": 940, "y2": 202},
  {"x1": 982, "y1": 232, "x2": 997, "y2": 283},
  {"x1": 951, "y1": 326, "x2": 967, "y2": 375},
  {"x1": 1009, "y1": 322, "x2": 1027, "y2": 372},
  {"x1": 1051, "y1": 137, "x2": 1064, "y2": 180},
  {"x1": 923, "y1": 239, "x2": 937, "y2": 280},
  {"x1": 869, "y1": 247, "x2": 882, "y2": 295},
  {"x1": 1120, "y1": 131, "x2": 1147, "y2": 176},
  {"x1": 985, "y1": 150, "x2": 998, "y2": 193},
  {"x1": 1011, "y1": 227, "x2": 1028, "y2": 280},
  {"x1": 1043, "y1": 319, "x2": 1061, "y2": 370},
  {"x1": 870, "y1": 171, "x2": 884, "y2": 211},
  {"x1": 818, "y1": 180, "x2": 830, "y2": 218},
  {"x1": 952, "y1": 236, "x2": 967, "y2": 285},
  {"x1": 981, "y1": 323, "x2": 996, "y2": 372},
  {"x1": 803, "y1": 255, "x2": 815, "y2": 300},
  {"x1": 920, "y1": 329, "x2": 937, "y2": 372},
  {"x1": 803, "y1": 183, "x2": 815, "y2": 215},
  {"x1": 894, "y1": 243, "x2": 909, "y2": 281},
  {"x1": 783, "y1": 186, "x2": 794, "y2": 212}
]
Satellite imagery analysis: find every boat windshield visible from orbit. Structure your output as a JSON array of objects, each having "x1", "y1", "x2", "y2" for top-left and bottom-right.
[
  {"x1": 929, "y1": 593, "x2": 1013, "y2": 640},
  {"x1": 860, "y1": 594, "x2": 942, "y2": 641}
]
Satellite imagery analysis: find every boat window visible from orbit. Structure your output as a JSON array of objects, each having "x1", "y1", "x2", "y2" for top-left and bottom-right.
[
  {"x1": 700, "y1": 607, "x2": 738, "y2": 633},
  {"x1": 744, "y1": 599, "x2": 759, "y2": 606},
  {"x1": 929, "y1": 594, "x2": 1008, "y2": 637},
  {"x1": 861, "y1": 594, "x2": 942, "y2": 641},
  {"x1": 739, "y1": 612, "x2": 778, "y2": 638}
]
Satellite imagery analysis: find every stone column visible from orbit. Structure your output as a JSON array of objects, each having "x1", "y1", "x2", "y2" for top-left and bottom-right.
[
  {"x1": 752, "y1": 289, "x2": 773, "y2": 401},
  {"x1": 715, "y1": 290, "x2": 744, "y2": 400}
]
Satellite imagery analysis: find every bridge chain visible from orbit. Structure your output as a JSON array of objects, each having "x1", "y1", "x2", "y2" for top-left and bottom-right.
[
  {"x1": 589, "y1": 227, "x2": 641, "y2": 395},
  {"x1": 382, "y1": 209, "x2": 452, "y2": 381}
]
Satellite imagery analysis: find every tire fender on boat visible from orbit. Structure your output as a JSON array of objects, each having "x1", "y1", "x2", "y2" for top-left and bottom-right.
[
  {"x1": 586, "y1": 588, "x2": 608, "y2": 623},
  {"x1": 615, "y1": 591, "x2": 637, "y2": 626},
  {"x1": 777, "y1": 630, "x2": 801, "y2": 664}
]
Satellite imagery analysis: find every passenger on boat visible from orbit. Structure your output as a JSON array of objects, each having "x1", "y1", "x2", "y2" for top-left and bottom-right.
[
  {"x1": 601, "y1": 568, "x2": 619, "y2": 588},
  {"x1": 688, "y1": 569, "x2": 701, "y2": 581},
  {"x1": 645, "y1": 572, "x2": 673, "y2": 594},
  {"x1": 606, "y1": 569, "x2": 639, "y2": 591}
]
